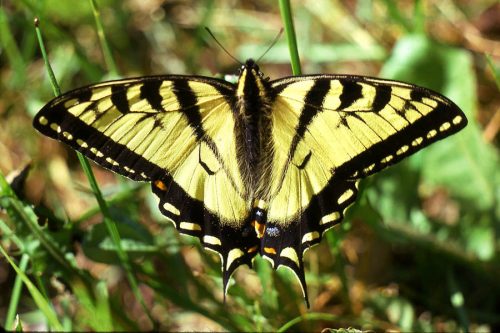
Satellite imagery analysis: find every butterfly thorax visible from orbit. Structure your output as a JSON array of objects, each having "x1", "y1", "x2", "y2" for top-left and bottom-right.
[{"x1": 234, "y1": 59, "x2": 275, "y2": 201}]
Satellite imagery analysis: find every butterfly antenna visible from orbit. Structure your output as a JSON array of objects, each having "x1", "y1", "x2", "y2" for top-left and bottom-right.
[
  {"x1": 256, "y1": 28, "x2": 284, "y2": 63},
  {"x1": 205, "y1": 27, "x2": 243, "y2": 65}
]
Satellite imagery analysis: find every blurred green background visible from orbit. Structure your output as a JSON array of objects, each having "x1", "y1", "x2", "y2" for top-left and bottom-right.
[{"x1": 1, "y1": 0, "x2": 499, "y2": 331}]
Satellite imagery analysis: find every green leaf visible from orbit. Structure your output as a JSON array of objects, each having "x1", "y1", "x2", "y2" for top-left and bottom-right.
[
  {"x1": 386, "y1": 298, "x2": 415, "y2": 331},
  {"x1": 82, "y1": 217, "x2": 156, "y2": 264},
  {"x1": 466, "y1": 222, "x2": 495, "y2": 260}
]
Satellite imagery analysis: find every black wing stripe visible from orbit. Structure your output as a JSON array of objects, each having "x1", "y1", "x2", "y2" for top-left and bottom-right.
[
  {"x1": 76, "y1": 88, "x2": 92, "y2": 103},
  {"x1": 140, "y1": 80, "x2": 164, "y2": 111},
  {"x1": 111, "y1": 85, "x2": 130, "y2": 114},
  {"x1": 372, "y1": 84, "x2": 392, "y2": 113},
  {"x1": 290, "y1": 79, "x2": 330, "y2": 156},
  {"x1": 337, "y1": 80, "x2": 363, "y2": 110},
  {"x1": 173, "y1": 80, "x2": 205, "y2": 140},
  {"x1": 410, "y1": 88, "x2": 426, "y2": 102}
]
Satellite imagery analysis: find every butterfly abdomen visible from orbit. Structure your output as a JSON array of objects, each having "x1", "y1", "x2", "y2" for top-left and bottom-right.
[{"x1": 234, "y1": 60, "x2": 275, "y2": 201}]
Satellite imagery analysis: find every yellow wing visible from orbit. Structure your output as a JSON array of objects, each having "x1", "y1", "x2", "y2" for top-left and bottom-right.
[
  {"x1": 33, "y1": 76, "x2": 260, "y2": 290},
  {"x1": 268, "y1": 75, "x2": 467, "y2": 225},
  {"x1": 257, "y1": 75, "x2": 467, "y2": 302}
]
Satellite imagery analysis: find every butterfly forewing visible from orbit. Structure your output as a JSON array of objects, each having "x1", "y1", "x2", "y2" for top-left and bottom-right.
[
  {"x1": 34, "y1": 75, "x2": 262, "y2": 288},
  {"x1": 268, "y1": 75, "x2": 466, "y2": 210},
  {"x1": 269, "y1": 75, "x2": 467, "y2": 212}
]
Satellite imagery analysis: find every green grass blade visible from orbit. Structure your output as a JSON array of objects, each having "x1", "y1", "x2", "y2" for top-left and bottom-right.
[
  {"x1": 413, "y1": 0, "x2": 425, "y2": 34},
  {"x1": 485, "y1": 54, "x2": 500, "y2": 90},
  {"x1": 14, "y1": 315, "x2": 23, "y2": 332},
  {"x1": 89, "y1": 0, "x2": 119, "y2": 76},
  {"x1": 278, "y1": 0, "x2": 301, "y2": 75},
  {"x1": 5, "y1": 254, "x2": 29, "y2": 330},
  {"x1": 34, "y1": 18, "x2": 60, "y2": 96},
  {"x1": 278, "y1": 313, "x2": 339, "y2": 332},
  {"x1": 0, "y1": 245, "x2": 64, "y2": 331}
]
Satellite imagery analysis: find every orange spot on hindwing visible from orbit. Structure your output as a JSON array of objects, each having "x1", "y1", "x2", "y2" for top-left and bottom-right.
[
  {"x1": 154, "y1": 180, "x2": 168, "y2": 191},
  {"x1": 264, "y1": 247, "x2": 276, "y2": 255},
  {"x1": 247, "y1": 245, "x2": 258, "y2": 254}
]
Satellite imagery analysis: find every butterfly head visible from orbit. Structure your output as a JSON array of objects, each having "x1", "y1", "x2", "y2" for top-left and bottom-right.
[
  {"x1": 236, "y1": 59, "x2": 271, "y2": 98},
  {"x1": 238, "y1": 58, "x2": 270, "y2": 85},
  {"x1": 240, "y1": 59, "x2": 264, "y2": 78}
]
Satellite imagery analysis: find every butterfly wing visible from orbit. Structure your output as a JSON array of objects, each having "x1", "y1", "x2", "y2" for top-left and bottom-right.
[
  {"x1": 263, "y1": 75, "x2": 467, "y2": 301},
  {"x1": 33, "y1": 76, "x2": 259, "y2": 290}
]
